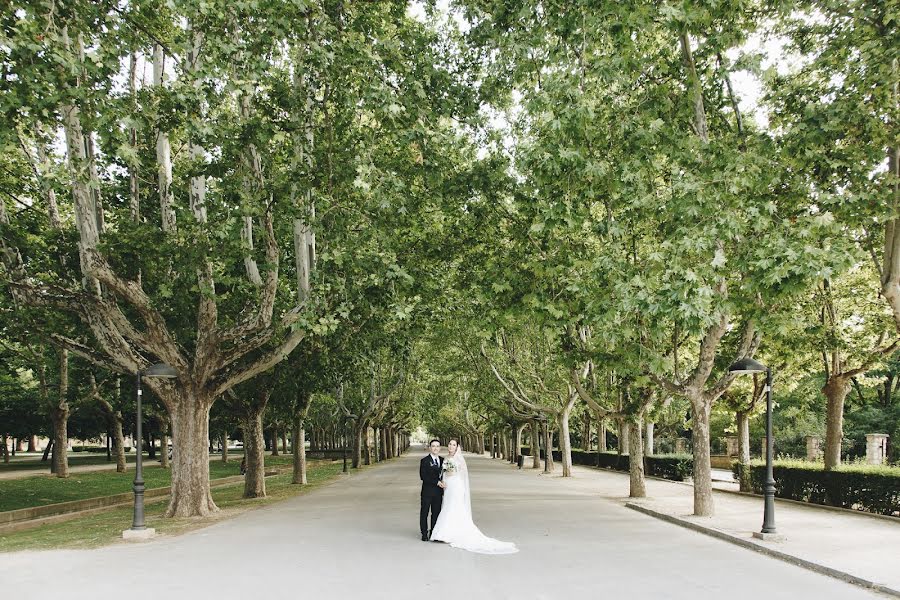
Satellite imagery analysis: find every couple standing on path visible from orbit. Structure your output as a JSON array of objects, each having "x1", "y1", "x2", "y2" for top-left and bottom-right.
[{"x1": 419, "y1": 438, "x2": 518, "y2": 555}]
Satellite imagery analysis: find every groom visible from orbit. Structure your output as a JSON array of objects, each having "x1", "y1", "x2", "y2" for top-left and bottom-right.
[{"x1": 419, "y1": 439, "x2": 446, "y2": 541}]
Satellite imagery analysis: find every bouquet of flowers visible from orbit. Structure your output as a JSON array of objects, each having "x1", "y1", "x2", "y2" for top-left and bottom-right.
[{"x1": 441, "y1": 458, "x2": 456, "y2": 475}]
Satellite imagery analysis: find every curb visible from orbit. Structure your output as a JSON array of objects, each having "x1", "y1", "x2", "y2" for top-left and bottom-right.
[{"x1": 625, "y1": 502, "x2": 900, "y2": 598}]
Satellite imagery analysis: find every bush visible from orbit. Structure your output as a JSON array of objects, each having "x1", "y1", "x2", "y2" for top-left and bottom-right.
[
  {"x1": 733, "y1": 460, "x2": 900, "y2": 517},
  {"x1": 521, "y1": 448, "x2": 693, "y2": 482},
  {"x1": 72, "y1": 446, "x2": 84, "y2": 452}
]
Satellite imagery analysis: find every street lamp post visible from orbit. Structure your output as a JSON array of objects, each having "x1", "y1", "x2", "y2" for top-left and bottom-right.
[
  {"x1": 342, "y1": 414, "x2": 357, "y2": 474},
  {"x1": 728, "y1": 357, "x2": 780, "y2": 540},
  {"x1": 123, "y1": 363, "x2": 177, "y2": 540}
]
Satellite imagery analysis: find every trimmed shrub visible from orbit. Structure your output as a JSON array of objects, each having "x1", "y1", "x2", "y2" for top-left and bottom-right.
[
  {"x1": 521, "y1": 448, "x2": 693, "y2": 482},
  {"x1": 733, "y1": 460, "x2": 900, "y2": 517}
]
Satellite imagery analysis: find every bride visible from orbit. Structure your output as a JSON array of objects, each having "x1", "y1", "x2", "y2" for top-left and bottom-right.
[{"x1": 429, "y1": 438, "x2": 518, "y2": 554}]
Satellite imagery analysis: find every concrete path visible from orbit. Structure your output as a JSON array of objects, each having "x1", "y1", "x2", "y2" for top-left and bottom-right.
[
  {"x1": 0, "y1": 448, "x2": 887, "y2": 599},
  {"x1": 620, "y1": 469, "x2": 900, "y2": 595}
]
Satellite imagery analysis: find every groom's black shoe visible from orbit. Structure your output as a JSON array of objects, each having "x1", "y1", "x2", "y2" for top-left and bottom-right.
[{"x1": 421, "y1": 533, "x2": 429, "y2": 541}]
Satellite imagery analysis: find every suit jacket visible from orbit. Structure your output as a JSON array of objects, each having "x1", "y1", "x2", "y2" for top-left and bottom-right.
[{"x1": 420, "y1": 454, "x2": 444, "y2": 497}]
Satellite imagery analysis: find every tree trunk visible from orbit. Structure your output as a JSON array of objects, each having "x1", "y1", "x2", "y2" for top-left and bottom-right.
[
  {"x1": 737, "y1": 409, "x2": 751, "y2": 492},
  {"x1": 823, "y1": 376, "x2": 851, "y2": 470},
  {"x1": 645, "y1": 422, "x2": 655, "y2": 456},
  {"x1": 629, "y1": 415, "x2": 646, "y2": 498},
  {"x1": 583, "y1": 412, "x2": 592, "y2": 451},
  {"x1": 27, "y1": 436, "x2": 36, "y2": 452},
  {"x1": 281, "y1": 430, "x2": 288, "y2": 455},
  {"x1": 271, "y1": 428, "x2": 280, "y2": 456},
  {"x1": 292, "y1": 413, "x2": 308, "y2": 485},
  {"x1": 41, "y1": 438, "x2": 52, "y2": 462},
  {"x1": 112, "y1": 413, "x2": 127, "y2": 472},
  {"x1": 222, "y1": 432, "x2": 229, "y2": 463},
  {"x1": 691, "y1": 399, "x2": 714, "y2": 516},
  {"x1": 560, "y1": 390, "x2": 578, "y2": 476},
  {"x1": 618, "y1": 419, "x2": 630, "y2": 456},
  {"x1": 1, "y1": 434, "x2": 8, "y2": 463},
  {"x1": 159, "y1": 419, "x2": 170, "y2": 469},
  {"x1": 165, "y1": 398, "x2": 218, "y2": 517},
  {"x1": 352, "y1": 424, "x2": 363, "y2": 469},
  {"x1": 50, "y1": 408, "x2": 69, "y2": 478},
  {"x1": 514, "y1": 424, "x2": 523, "y2": 463},
  {"x1": 598, "y1": 416, "x2": 607, "y2": 451},
  {"x1": 530, "y1": 420, "x2": 541, "y2": 469},
  {"x1": 542, "y1": 421, "x2": 553, "y2": 473},
  {"x1": 50, "y1": 348, "x2": 70, "y2": 478},
  {"x1": 243, "y1": 411, "x2": 266, "y2": 499}
]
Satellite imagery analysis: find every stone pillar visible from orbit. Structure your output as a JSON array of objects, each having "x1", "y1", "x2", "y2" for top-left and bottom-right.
[
  {"x1": 805, "y1": 435, "x2": 822, "y2": 461},
  {"x1": 675, "y1": 438, "x2": 688, "y2": 454},
  {"x1": 645, "y1": 422, "x2": 655, "y2": 456},
  {"x1": 726, "y1": 435, "x2": 739, "y2": 457},
  {"x1": 866, "y1": 434, "x2": 889, "y2": 466}
]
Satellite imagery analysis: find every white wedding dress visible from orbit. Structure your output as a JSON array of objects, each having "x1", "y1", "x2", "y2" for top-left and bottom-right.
[{"x1": 429, "y1": 449, "x2": 518, "y2": 554}]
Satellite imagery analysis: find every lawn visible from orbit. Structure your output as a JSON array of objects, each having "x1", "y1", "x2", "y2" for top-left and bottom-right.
[
  {"x1": 0, "y1": 458, "x2": 347, "y2": 552},
  {"x1": 0, "y1": 454, "x2": 283, "y2": 513},
  {"x1": 0, "y1": 450, "x2": 243, "y2": 473}
]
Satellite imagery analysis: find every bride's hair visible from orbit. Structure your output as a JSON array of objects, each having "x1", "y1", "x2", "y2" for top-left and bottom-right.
[{"x1": 448, "y1": 438, "x2": 460, "y2": 447}]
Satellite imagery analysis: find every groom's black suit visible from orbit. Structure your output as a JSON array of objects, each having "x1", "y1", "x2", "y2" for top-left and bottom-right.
[{"x1": 420, "y1": 454, "x2": 444, "y2": 538}]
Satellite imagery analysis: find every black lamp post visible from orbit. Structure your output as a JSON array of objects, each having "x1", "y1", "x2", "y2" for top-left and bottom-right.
[
  {"x1": 728, "y1": 357, "x2": 778, "y2": 538},
  {"x1": 124, "y1": 363, "x2": 177, "y2": 540}
]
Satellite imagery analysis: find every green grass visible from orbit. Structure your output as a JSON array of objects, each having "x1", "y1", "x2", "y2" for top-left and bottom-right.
[
  {"x1": 0, "y1": 458, "x2": 347, "y2": 552},
  {"x1": 0, "y1": 453, "x2": 281, "y2": 513},
  {"x1": 0, "y1": 450, "x2": 246, "y2": 473}
]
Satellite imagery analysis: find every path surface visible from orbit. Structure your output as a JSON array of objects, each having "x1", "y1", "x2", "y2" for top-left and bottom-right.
[{"x1": 0, "y1": 448, "x2": 886, "y2": 599}]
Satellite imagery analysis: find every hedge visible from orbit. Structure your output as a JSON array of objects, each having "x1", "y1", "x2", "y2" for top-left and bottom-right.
[
  {"x1": 732, "y1": 460, "x2": 900, "y2": 517},
  {"x1": 521, "y1": 448, "x2": 693, "y2": 482}
]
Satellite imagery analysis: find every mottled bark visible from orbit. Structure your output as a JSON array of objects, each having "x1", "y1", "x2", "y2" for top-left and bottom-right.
[
  {"x1": 618, "y1": 419, "x2": 630, "y2": 456},
  {"x1": 271, "y1": 428, "x2": 280, "y2": 456},
  {"x1": 691, "y1": 400, "x2": 714, "y2": 516},
  {"x1": 531, "y1": 421, "x2": 541, "y2": 469},
  {"x1": 152, "y1": 44, "x2": 176, "y2": 232},
  {"x1": 243, "y1": 412, "x2": 266, "y2": 498},
  {"x1": 823, "y1": 376, "x2": 851, "y2": 470},
  {"x1": 166, "y1": 396, "x2": 218, "y2": 517},
  {"x1": 542, "y1": 421, "x2": 553, "y2": 474},
  {"x1": 628, "y1": 416, "x2": 646, "y2": 498},
  {"x1": 50, "y1": 349, "x2": 70, "y2": 478},
  {"x1": 737, "y1": 409, "x2": 751, "y2": 492},
  {"x1": 559, "y1": 391, "x2": 577, "y2": 477},
  {"x1": 159, "y1": 419, "x2": 170, "y2": 469},
  {"x1": 292, "y1": 405, "x2": 309, "y2": 485}
]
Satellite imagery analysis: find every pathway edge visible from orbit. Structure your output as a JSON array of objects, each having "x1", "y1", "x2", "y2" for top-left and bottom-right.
[{"x1": 624, "y1": 502, "x2": 900, "y2": 599}]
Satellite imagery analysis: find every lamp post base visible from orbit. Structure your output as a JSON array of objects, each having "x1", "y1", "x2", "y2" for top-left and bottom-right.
[
  {"x1": 752, "y1": 531, "x2": 784, "y2": 542},
  {"x1": 122, "y1": 527, "x2": 156, "y2": 540}
]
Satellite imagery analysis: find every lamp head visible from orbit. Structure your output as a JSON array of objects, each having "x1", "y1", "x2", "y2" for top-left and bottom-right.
[{"x1": 728, "y1": 357, "x2": 767, "y2": 375}]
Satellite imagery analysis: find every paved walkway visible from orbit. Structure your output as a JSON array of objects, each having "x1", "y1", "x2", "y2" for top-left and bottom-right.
[
  {"x1": 619, "y1": 468, "x2": 900, "y2": 595},
  {"x1": 0, "y1": 448, "x2": 889, "y2": 599}
]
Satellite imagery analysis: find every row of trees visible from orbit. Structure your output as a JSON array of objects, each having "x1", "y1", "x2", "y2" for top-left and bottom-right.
[
  {"x1": 2, "y1": 0, "x2": 897, "y2": 520},
  {"x1": 421, "y1": 0, "x2": 899, "y2": 517}
]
